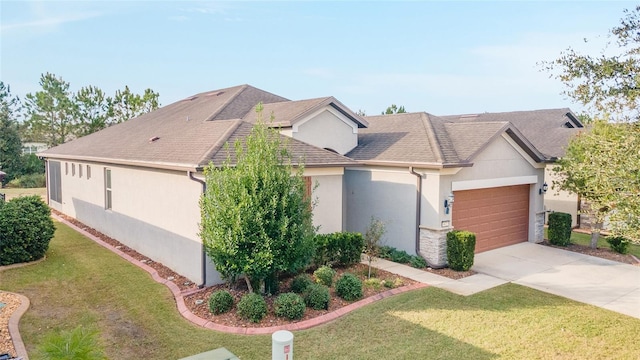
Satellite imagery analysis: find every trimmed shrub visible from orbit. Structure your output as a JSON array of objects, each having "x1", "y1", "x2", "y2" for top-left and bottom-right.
[
  {"x1": 548, "y1": 212, "x2": 572, "y2": 246},
  {"x1": 0, "y1": 195, "x2": 55, "y2": 265},
  {"x1": 389, "y1": 248, "x2": 412, "y2": 264},
  {"x1": 237, "y1": 293, "x2": 267, "y2": 323},
  {"x1": 363, "y1": 277, "x2": 382, "y2": 291},
  {"x1": 409, "y1": 255, "x2": 428, "y2": 269},
  {"x1": 303, "y1": 283, "x2": 330, "y2": 310},
  {"x1": 313, "y1": 265, "x2": 336, "y2": 287},
  {"x1": 446, "y1": 230, "x2": 476, "y2": 271},
  {"x1": 335, "y1": 273, "x2": 363, "y2": 301},
  {"x1": 274, "y1": 292, "x2": 306, "y2": 320},
  {"x1": 290, "y1": 273, "x2": 313, "y2": 294},
  {"x1": 208, "y1": 290, "x2": 234, "y2": 315},
  {"x1": 606, "y1": 236, "x2": 630, "y2": 254},
  {"x1": 313, "y1": 232, "x2": 365, "y2": 267}
]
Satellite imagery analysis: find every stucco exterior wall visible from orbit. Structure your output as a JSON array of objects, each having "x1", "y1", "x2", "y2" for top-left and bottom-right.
[
  {"x1": 444, "y1": 135, "x2": 545, "y2": 242},
  {"x1": 307, "y1": 168, "x2": 345, "y2": 234},
  {"x1": 47, "y1": 160, "x2": 222, "y2": 286},
  {"x1": 544, "y1": 165, "x2": 579, "y2": 227},
  {"x1": 293, "y1": 108, "x2": 358, "y2": 155},
  {"x1": 345, "y1": 167, "x2": 417, "y2": 254}
]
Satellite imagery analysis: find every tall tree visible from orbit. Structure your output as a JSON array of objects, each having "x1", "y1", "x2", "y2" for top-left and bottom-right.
[
  {"x1": 0, "y1": 82, "x2": 23, "y2": 184},
  {"x1": 200, "y1": 104, "x2": 315, "y2": 293},
  {"x1": 382, "y1": 104, "x2": 406, "y2": 115},
  {"x1": 24, "y1": 73, "x2": 76, "y2": 146},
  {"x1": 547, "y1": 7, "x2": 640, "y2": 244},
  {"x1": 546, "y1": 6, "x2": 640, "y2": 123},
  {"x1": 109, "y1": 86, "x2": 159, "y2": 125},
  {"x1": 74, "y1": 85, "x2": 110, "y2": 137}
]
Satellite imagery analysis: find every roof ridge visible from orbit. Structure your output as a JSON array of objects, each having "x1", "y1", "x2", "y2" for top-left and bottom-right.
[
  {"x1": 204, "y1": 85, "x2": 248, "y2": 121},
  {"x1": 428, "y1": 113, "x2": 460, "y2": 163},
  {"x1": 419, "y1": 112, "x2": 445, "y2": 164},
  {"x1": 196, "y1": 119, "x2": 244, "y2": 167}
]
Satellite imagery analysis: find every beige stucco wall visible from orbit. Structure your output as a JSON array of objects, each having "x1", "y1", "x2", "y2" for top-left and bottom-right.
[
  {"x1": 292, "y1": 108, "x2": 358, "y2": 155},
  {"x1": 345, "y1": 167, "x2": 418, "y2": 254},
  {"x1": 306, "y1": 168, "x2": 345, "y2": 234},
  {"x1": 47, "y1": 160, "x2": 222, "y2": 286},
  {"x1": 442, "y1": 135, "x2": 546, "y2": 242},
  {"x1": 544, "y1": 165, "x2": 579, "y2": 227}
]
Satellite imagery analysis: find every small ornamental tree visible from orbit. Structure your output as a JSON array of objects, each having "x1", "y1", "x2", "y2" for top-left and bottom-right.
[
  {"x1": 364, "y1": 217, "x2": 386, "y2": 278},
  {"x1": 200, "y1": 104, "x2": 315, "y2": 293}
]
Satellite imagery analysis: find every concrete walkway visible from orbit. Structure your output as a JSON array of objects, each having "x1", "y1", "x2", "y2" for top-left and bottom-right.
[
  {"x1": 367, "y1": 242, "x2": 640, "y2": 319},
  {"x1": 473, "y1": 242, "x2": 640, "y2": 319}
]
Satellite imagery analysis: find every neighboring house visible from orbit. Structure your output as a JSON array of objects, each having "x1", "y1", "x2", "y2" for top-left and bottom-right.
[
  {"x1": 442, "y1": 109, "x2": 584, "y2": 227},
  {"x1": 39, "y1": 84, "x2": 575, "y2": 283}
]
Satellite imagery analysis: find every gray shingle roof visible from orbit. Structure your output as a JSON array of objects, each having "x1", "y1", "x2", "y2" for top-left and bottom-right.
[
  {"x1": 441, "y1": 108, "x2": 582, "y2": 158},
  {"x1": 348, "y1": 112, "x2": 544, "y2": 167},
  {"x1": 40, "y1": 85, "x2": 357, "y2": 170}
]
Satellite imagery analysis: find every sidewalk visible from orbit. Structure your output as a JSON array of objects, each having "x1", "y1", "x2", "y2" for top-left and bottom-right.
[{"x1": 363, "y1": 257, "x2": 507, "y2": 296}]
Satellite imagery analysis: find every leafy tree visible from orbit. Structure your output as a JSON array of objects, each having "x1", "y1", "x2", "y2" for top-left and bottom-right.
[
  {"x1": 74, "y1": 85, "x2": 110, "y2": 136},
  {"x1": 545, "y1": 6, "x2": 640, "y2": 122},
  {"x1": 547, "y1": 7, "x2": 640, "y2": 244},
  {"x1": 0, "y1": 82, "x2": 24, "y2": 185},
  {"x1": 382, "y1": 104, "x2": 406, "y2": 115},
  {"x1": 200, "y1": 104, "x2": 315, "y2": 293},
  {"x1": 24, "y1": 73, "x2": 76, "y2": 146},
  {"x1": 109, "y1": 86, "x2": 159, "y2": 124}
]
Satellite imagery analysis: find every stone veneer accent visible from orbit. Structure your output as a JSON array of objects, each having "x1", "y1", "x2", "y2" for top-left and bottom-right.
[
  {"x1": 535, "y1": 211, "x2": 545, "y2": 242},
  {"x1": 419, "y1": 226, "x2": 453, "y2": 268}
]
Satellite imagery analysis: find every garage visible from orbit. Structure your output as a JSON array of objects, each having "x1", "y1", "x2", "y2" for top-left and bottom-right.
[{"x1": 452, "y1": 185, "x2": 530, "y2": 253}]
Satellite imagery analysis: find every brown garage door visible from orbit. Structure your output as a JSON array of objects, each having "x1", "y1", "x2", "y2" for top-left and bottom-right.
[{"x1": 453, "y1": 185, "x2": 530, "y2": 253}]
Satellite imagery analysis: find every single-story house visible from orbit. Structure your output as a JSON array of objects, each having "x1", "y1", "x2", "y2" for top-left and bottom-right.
[{"x1": 39, "y1": 84, "x2": 573, "y2": 283}]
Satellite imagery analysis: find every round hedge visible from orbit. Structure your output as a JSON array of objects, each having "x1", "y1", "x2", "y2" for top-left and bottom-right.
[
  {"x1": 208, "y1": 290, "x2": 234, "y2": 315},
  {"x1": 335, "y1": 273, "x2": 363, "y2": 301},
  {"x1": 303, "y1": 283, "x2": 330, "y2": 310},
  {"x1": 0, "y1": 196, "x2": 55, "y2": 265},
  {"x1": 237, "y1": 293, "x2": 267, "y2": 323},
  {"x1": 274, "y1": 292, "x2": 306, "y2": 320},
  {"x1": 313, "y1": 265, "x2": 336, "y2": 287},
  {"x1": 290, "y1": 273, "x2": 313, "y2": 294}
]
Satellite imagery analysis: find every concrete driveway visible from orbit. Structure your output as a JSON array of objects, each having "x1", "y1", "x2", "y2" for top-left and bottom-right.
[{"x1": 473, "y1": 242, "x2": 640, "y2": 319}]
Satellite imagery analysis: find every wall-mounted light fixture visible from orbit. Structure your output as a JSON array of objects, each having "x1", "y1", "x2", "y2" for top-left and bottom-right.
[
  {"x1": 444, "y1": 192, "x2": 454, "y2": 214},
  {"x1": 539, "y1": 182, "x2": 548, "y2": 195}
]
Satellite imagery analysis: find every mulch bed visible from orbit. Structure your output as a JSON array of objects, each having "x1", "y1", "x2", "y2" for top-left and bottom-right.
[{"x1": 541, "y1": 240, "x2": 640, "y2": 266}]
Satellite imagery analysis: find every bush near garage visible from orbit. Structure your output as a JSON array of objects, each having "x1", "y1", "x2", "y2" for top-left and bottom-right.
[
  {"x1": 0, "y1": 195, "x2": 55, "y2": 265},
  {"x1": 446, "y1": 230, "x2": 476, "y2": 271},
  {"x1": 606, "y1": 236, "x2": 630, "y2": 254},
  {"x1": 548, "y1": 212, "x2": 572, "y2": 246}
]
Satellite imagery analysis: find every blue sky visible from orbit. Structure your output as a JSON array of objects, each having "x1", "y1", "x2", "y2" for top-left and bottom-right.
[{"x1": 0, "y1": 1, "x2": 635, "y2": 116}]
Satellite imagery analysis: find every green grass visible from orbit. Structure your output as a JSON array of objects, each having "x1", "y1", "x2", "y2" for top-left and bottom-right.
[
  {"x1": 2, "y1": 223, "x2": 640, "y2": 359},
  {"x1": 545, "y1": 228, "x2": 640, "y2": 258},
  {"x1": 1, "y1": 187, "x2": 47, "y2": 200}
]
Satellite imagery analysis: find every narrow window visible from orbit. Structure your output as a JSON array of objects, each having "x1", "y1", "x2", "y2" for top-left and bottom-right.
[
  {"x1": 87, "y1": 165, "x2": 91, "y2": 180},
  {"x1": 65, "y1": 162, "x2": 68, "y2": 175},
  {"x1": 79, "y1": 164, "x2": 83, "y2": 178},
  {"x1": 105, "y1": 168, "x2": 112, "y2": 210},
  {"x1": 49, "y1": 161, "x2": 62, "y2": 203},
  {"x1": 72, "y1": 163, "x2": 76, "y2": 176}
]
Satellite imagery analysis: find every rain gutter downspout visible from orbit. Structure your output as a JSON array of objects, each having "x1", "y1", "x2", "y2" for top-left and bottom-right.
[
  {"x1": 188, "y1": 171, "x2": 207, "y2": 288},
  {"x1": 409, "y1": 167, "x2": 422, "y2": 255}
]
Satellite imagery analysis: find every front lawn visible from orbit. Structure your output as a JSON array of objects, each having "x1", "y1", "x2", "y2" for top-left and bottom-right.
[
  {"x1": 0, "y1": 187, "x2": 46, "y2": 201},
  {"x1": 2, "y1": 223, "x2": 639, "y2": 359}
]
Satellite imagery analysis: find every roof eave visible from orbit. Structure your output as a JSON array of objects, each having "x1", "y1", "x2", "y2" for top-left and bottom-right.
[{"x1": 39, "y1": 153, "x2": 199, "y2": 172}]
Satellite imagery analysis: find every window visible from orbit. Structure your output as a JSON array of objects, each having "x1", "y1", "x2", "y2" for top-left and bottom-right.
[
  {"x1": 105, "y1": 168, "x2": 112, "y2": 210},
  {"x1": 79, "y1": 164, "x2": 83, "y2": 178},
  {"x1": 72, "y1": 163, "x2": 76, "y2": 176},
  {"x1": 49, "y1": 161, "x2": 62, "y2": 203},
  {"x1": 87, "y1": 165, "x2": 91, "y2": 180},
  {"x1": 65, "y1": 162, "x2": 68, "y2": 175}
]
